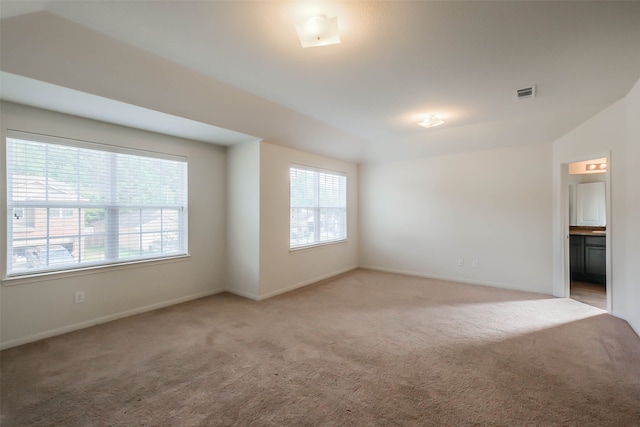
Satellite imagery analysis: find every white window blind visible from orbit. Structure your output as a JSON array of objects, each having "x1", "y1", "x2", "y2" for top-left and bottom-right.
[
  {"x1": 290, "y1": 165, "x2": 346, "y2": 249},
  {"x1": 6, "y1": 131, "x2": 188, "y2": 276}
]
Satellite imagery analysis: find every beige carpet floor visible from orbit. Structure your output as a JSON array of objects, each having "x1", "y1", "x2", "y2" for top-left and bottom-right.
[{"x1": 2, "y1": 269, "x2": 640, "y2": 426}]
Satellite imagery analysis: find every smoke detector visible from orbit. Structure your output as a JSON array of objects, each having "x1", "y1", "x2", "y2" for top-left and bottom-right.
[{"x1": 515, "y1": 85, "x2": 536, "y2": 100}]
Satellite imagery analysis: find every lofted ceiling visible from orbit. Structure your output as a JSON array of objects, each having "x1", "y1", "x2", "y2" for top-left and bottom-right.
[{"x1": 1, "y1": 1, "x2": 639, "y2": 163}]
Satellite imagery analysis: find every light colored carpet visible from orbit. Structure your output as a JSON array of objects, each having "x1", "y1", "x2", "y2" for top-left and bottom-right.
[{"x1": 2, "y1": 269, "x2": 639, "y2": 426}]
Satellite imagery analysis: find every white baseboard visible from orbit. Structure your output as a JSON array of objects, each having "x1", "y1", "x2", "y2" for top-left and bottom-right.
[
  {"x1": 258, "y1": 265, "x2": 359, "y2": 300},
  {"x1": 0, "y1": 287, "x2": 225, "y2": 350},
  {"x1": 3, "y1": 265, "x2": 357, "y2": 349},
  {"x1": 225, "y1": 287, "x2": 260, "y2": 301},
  {"x1": 359, "y1": 265, "x2": 552, "y2": 296},
  {"x1": 610, "y1": 309, "x2": 639, "y2": 337},
  {"x1": 225, "y1": 267, "x2": 358, "y2": 302},
  {"x1": 628, "y1": 319, "x2": 640, "y2": 338}
]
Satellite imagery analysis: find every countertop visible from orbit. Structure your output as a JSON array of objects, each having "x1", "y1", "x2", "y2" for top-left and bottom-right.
[{"x1": 570, "y1": 226, "x2": 606, "y2": 236}]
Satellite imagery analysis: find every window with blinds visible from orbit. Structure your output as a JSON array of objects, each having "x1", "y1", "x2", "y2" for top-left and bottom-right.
[
  {"x1": 6, "y1": 131, "x2": 188, "y2": 277},
  {"x1": 290, "y1": 165, "x2": 346, "y2": 249}
]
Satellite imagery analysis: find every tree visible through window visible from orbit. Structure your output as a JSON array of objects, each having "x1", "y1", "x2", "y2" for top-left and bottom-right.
[
  {"x1": 290, "y1": 165, "x2": 346, "y2": 249},
  {"x1": 6, "y1": 131, "x2": 188, "y2": 276}
]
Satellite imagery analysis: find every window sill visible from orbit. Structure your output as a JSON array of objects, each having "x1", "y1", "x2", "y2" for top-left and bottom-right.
[
  {"x1": 289, "y1": 239, "x2": 348, "y2": 253},
  {"x1": 2, "y1": 254, "x2": 190, "y2": 286}
]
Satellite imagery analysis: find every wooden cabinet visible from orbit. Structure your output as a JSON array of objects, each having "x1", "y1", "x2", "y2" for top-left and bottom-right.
[
  {"x1": 584, "y1": 236, "x2": 606, "y2": 280},
  {"x1": 576, "y1": 182, "x2": 606, "y2": 226},
  {"x1": 570, "y1": 235, "x2": 605, "y2": 284},
  {"x1": 569, "y1": 236, "x2": 584, "y2": 275}
]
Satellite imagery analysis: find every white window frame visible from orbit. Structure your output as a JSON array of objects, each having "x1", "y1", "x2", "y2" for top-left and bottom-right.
[
  {"x1": 5, "y1": 130, "x2": 188, "y2": 278},
  {"x1": 290, "y1": 164, "x2": 347, "y2": 250}
]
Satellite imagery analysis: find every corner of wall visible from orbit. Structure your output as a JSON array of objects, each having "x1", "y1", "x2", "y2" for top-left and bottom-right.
[{"x1": 226, "y1": 141, "x2": 261, "y2": 298}]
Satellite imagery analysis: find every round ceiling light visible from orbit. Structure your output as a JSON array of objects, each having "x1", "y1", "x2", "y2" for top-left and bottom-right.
[{"x1": 418, "y1": 115, "x2": 445, "y2": 128}]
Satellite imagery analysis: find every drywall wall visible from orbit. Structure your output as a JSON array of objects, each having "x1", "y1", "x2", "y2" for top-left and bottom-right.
[
  {"x1": 624, "y1": 78, "x2": 640, "y2": 334},
  {"x1": 568, "y1": 174, "x2": 605, "y2": 185},
  {"x1": 0, "y1": 102, "x2": 227, "y2": 348},
  {"x1": 554, "y1": 77, "x2": 640, "y2": 332},
  {"x1": 258, "y1": 143, "x2": 359, "y2": 298},
  {"x1": 360, "y1": 143, "x2": 553, "y2": 294},
  {"x1": 227, "y1": 141, "x2": 261, "y2": 299}
]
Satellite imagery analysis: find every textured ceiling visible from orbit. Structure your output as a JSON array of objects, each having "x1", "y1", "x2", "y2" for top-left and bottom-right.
[{"x1": 1, "y1": 1, "x2": 639, "y2": 163}]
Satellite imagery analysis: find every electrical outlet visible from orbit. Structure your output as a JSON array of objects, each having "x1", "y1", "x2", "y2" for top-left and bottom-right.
[
  {"x1": 75, "y1": 291, "x2": 85, "y2": 304},
  {"x1": 457, "y1": 259, "x2": 464, "y2": 267},
  {"x1": 471, "y1": 260, "x2": 479, "y2": 268}
]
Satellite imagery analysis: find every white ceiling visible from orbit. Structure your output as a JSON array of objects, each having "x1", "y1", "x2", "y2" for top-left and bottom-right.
[{"x1": 1, "y1": 1, "x2": 639, "y2": 163}]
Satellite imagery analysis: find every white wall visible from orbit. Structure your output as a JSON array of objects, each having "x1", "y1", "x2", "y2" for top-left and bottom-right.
[
  {"x1": 624, "y1": 79, "x2": 640, "y2": 334},
  {"x1": 553, "y1": 77, "x2": 640, "y2": 333},
  {"x1": 227, "y1": 141, "x2": 261, "y2": 299},
  {"x1": 0, "y1": 102, "x2": 227, "y2": 348},
  {"x1": 568, "y1": 173, "x2": 605, "y2": 185},
  {"x1": 259, "y1": 143, "x2": 359, "y2": 298},
  {"x1": 360, "y1": 143, "x2": 553, "y2": 294}
]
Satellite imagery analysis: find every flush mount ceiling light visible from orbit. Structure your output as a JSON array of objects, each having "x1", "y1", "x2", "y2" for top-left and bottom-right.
[
  {"x1": 418, "y1": 115, "x2": 445, "y2": 128},
  {"x1": 295, "y1": 15, "x2": 340, "y2": 48}
]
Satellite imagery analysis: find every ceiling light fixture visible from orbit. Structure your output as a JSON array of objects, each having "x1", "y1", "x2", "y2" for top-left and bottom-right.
[
  {"x1": 418, "y1": 115, "x2": 445, "y2": 128},
  {"x1": 295, "y1": 15, "x2": 340, "y2": 48}
]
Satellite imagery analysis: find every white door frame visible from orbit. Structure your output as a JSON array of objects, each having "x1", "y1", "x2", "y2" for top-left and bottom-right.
[
  {"x1": 558, "y1": 151, "x2": 612, "y2": 312},
  {"x1": 554, "y1": 151, "x2": 614, "y2": 313}
]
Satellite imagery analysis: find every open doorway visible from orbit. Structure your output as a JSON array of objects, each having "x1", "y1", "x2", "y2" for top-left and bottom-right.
[{"x1": 566, "y1": 157, "x2": 609, "y2": 310}]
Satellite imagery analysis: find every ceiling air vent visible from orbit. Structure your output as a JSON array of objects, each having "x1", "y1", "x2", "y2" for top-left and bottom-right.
[{"x1": 515, "y1": 85, "x2": 536, "y2": 99}]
